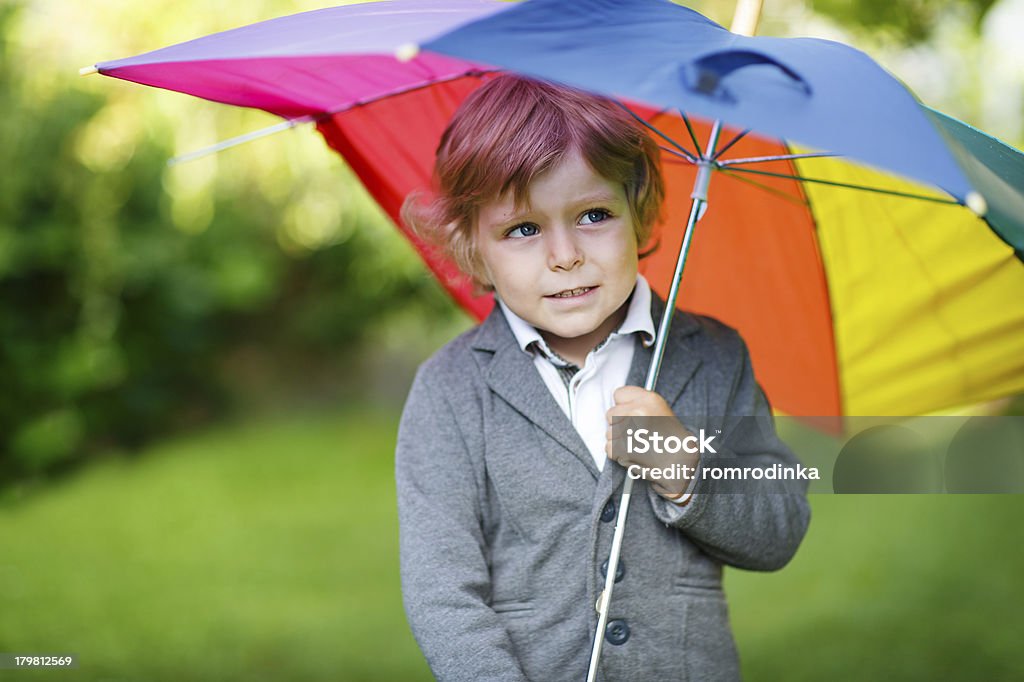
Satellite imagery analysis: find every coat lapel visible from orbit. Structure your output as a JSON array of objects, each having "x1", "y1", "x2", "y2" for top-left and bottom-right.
[
  {"x1": 472, "y1": 308, "x2": 601, "y2": 479},
  {"x1": 627, "y1": 294, "x2": 703, "y2": 408}
]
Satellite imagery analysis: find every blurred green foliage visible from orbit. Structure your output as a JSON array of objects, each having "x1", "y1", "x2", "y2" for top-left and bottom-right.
[
  {"x1": 808, "y1": 0, "x2": 999, "y2": 42},
  {"x1": 0, "y1": 1, "x2": 460, "y2": 482}
]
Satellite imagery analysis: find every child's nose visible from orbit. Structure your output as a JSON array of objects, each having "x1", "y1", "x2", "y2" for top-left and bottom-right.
[{"x1": 546, "y1": 227, "x2": 584, "y2": 271}]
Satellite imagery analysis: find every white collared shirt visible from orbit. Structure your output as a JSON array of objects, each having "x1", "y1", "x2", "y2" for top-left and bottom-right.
[{"x1": 498, "y1": 275, "x2": 656, "y2": 471}]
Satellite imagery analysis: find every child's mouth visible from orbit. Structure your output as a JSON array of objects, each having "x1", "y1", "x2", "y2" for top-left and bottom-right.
[{"x1": 548, "y1": 286, "x2": 596, "y2": 299}]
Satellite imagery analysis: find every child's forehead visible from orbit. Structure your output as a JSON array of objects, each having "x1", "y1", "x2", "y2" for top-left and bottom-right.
[{"x1": 483, "y1": 151, "x2": 623, "y2": 207}]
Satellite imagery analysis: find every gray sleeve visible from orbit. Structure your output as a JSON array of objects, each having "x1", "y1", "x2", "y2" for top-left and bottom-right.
[
  {"x1": 395, "y1": 367, "x2": 529, "y2": 681},
  {"x1": 646, "y1": 336, "x2": 812, "y2": 571}
]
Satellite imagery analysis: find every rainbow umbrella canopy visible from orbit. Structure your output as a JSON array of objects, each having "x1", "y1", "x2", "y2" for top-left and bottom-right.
[{"x1": 90, "y1": 0, "x2": 1024, "y2": 418}]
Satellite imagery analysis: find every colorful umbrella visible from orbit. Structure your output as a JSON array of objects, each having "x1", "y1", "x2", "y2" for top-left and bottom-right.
[{"x1": 87, "y1": 0, "x2": 1024, "y2": 422}]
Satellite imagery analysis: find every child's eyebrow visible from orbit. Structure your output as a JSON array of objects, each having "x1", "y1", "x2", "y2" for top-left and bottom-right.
[
  {"x1": 490, "y1": 206, "x2": 535, "y2": 227},
  {"x1": 571, "y1": 192, "x2": 624, "y2": 207}
]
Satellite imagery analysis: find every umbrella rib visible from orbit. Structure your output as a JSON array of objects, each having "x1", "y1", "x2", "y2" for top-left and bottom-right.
[
  {"x1": 340, "y1": 68, "x2": 492, "y2": 111},
  {"x1": 169, "y1": 116, "x2": 319, "y2": 165},
  {"x1": 710, "y1": 128, "x2": 750, "y2": 161},
  {"x1": 679, "y1": 110, "x2": 705, "y2": 159},
  {"x1": 718, "y1": 169, "x2": 808, "y2": 207},
  {"x1": 616, "y1": 102, "x2": 698, "y2": 163},
  {"x1": 658, "y1": 145, "x2": 697, "y2": 164},
  {"x1": 167, "y1": 69, "x2": 495, "y2": 165},
  {"x1": 718, "y1": 152, "x2": 839, "y2": 166},
  {"x1": 723, "y1": 166, "x2": 961, "y2": 205}
]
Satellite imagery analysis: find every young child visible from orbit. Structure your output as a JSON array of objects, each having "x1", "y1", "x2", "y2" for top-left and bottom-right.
[{"x1": 396, "y1": 75, "x2": 810, "y2": 681}]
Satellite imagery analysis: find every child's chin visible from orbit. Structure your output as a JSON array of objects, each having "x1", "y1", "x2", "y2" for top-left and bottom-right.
[{"x1": 544, "y1": 322, "x2": 602, "y2": 341}]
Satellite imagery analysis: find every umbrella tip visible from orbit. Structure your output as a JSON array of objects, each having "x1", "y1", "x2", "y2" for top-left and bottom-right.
[
  {"x1": 79, "y1": 65, "x2": 99, "y2": 76},
  {"x1": 395, "y1": 43, "x2": 420, "y2": 63},
  {"x1": 965, "y1": 191, "x2": 988, "y2": 217}
]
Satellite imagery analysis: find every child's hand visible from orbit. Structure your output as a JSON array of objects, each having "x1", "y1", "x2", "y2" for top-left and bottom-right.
[{"x1": 605, "y1": 386, "x2": 699, "y2": 500}]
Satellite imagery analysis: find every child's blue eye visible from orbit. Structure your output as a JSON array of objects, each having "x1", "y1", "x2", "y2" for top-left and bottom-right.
[
  {"x1": 580, "y1": 209, "x2": 611, "y2": 225},
  {"x1": 506, "y1": 223, "x2": 539, "y2": 238}
]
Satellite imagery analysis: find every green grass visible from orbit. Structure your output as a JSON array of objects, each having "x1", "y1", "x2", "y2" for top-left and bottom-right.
[
  {"x1": 0, "y1": 407, "x2": 430, "y2": 682},
  {"x1": 728, "y1": 496, "x2": 1024, "y2": 680},
  {"x1": 2, "y1": 408, "x2": 1022, "y2": 680}
]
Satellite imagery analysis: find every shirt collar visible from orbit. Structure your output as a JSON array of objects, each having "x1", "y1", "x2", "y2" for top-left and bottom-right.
[
  {"x1": 618, "y1": 274, "x2": 657, "y2": 347},
  {"x1": 497, "y1": 274, "x2": 657, "y2": 360}
]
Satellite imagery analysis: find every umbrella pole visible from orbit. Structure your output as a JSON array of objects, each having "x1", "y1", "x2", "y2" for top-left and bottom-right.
[{"x1": 586, "y1": 121, "x2": 723, "y2": 682}]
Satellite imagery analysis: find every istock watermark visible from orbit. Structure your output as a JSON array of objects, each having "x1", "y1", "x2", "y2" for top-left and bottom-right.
[
  {"x1": 625, "y1": 427, "x2": 718, "y2": 455},
  {"x1": 609, "y1": 415, "x2": 1024, "y2": 494},
  {"x1": 610, "y1": 416, "x2": 820, "y2": 495}
]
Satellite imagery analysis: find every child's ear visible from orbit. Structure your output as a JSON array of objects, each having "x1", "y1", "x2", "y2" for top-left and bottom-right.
[
  {"x1": 470, "y1": 258, "x2": 495, "y2": 293},
  {"x1": 470, "y1": 279, "x2": 496, "y2": 297},
  {"x1": 462, "y1": 231, "x2": 493, "y2": 291},
  {"x1": 464, "y1": 257, "x2": 494, "y2": 296},
  {"x1": 638, "y1": 235, "x2": 661, "y2": 260}
]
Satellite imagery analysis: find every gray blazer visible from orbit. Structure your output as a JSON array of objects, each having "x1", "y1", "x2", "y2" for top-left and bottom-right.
[{"x1": 395, "y1": 296, "x2": 811, "y2": 681}]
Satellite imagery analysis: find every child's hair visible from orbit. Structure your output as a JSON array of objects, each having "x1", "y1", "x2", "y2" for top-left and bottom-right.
[{"x1": 401, "y1": 74, "x2": 664, "y2": 291}]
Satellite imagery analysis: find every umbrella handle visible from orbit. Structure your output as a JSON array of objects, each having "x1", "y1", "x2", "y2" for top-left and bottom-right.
[{"x1": 731, "y1": 0, "x2": 764, "y2": 36}]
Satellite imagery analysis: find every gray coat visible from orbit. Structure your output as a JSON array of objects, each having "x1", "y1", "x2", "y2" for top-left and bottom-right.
[{"x1": 395, "y1": 296, "x2": 811, "y2": 681}]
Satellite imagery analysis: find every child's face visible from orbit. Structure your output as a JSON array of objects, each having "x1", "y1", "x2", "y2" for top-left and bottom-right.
[{"x1": 475, "y1": 150, "x2": 639, "y2": 351}]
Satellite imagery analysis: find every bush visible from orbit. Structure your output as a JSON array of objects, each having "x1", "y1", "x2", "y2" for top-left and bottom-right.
[{"x1": 0, "y1": 3, "x2": 459, "y2": 483}]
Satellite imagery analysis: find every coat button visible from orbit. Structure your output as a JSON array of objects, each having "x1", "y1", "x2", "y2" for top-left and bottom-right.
[
  {"x1": 600, "y1": 559, "x2": 625, "y2": 583},
  {"x1": 605, "y1": 619, "x2": 630, "y2": 645},
  {"x1": 600, "y1": 500, "x2": 616, "y2": 523}
]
